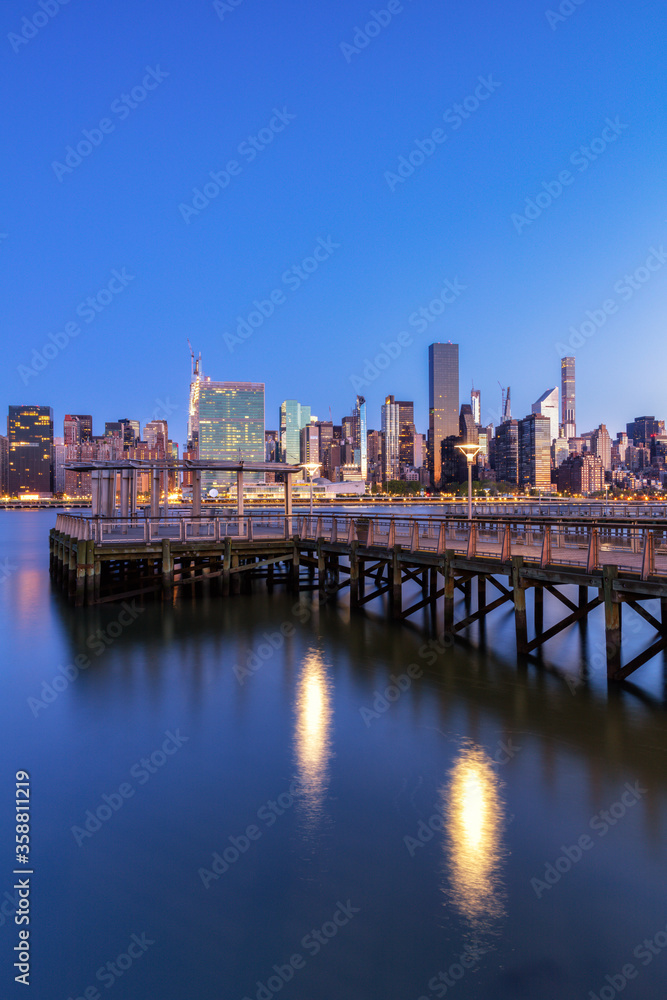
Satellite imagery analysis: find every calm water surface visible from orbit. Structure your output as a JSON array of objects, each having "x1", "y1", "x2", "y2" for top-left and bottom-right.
[{"x1": 2, "y1": 510, "x2": 667, "y2": 999}]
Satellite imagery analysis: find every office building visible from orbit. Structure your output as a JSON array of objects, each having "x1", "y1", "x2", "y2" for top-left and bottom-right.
[
  {"x1": 626, "y1": 416, "x2": 665, "y2": 445},
  {"x1": 381, "y1": 396, "x2": 401, "y2": 481},
  {"x1": 64, "y1": 414, "x2": 93, "y2": 446},
  {"x1": 353, "y1": 396, "x2": 367, "y2": 479},
  {"x1": 557, "y1": 454, "x2": 604, "y2": 495},
  {"x1": 471, "y1": 385, "x2": 481, "y2": 426},
  {"x1": 0, "y1": 435, "x2": 8, "y2": 494},
  {"x1": 300, "y1": 423, "x2": 320, "y2": 465},
  {"x1": 279, "y1": 400, "x2": 311, "y2": 466},
  {"x1": 590, "y1": 423, "x2": 612, "y2": 470},
  {"x1": 8, "y1": 405, "x2": 54, "y2": 496},
  {"x1": 189, "y1": 373, "x2": 265, "y2": 488},
  {"x1": 428, "y1": 342, "x2": 459, "y2": 486},
  {"x1": 532, "y1": 387, "x2": 559, "y2": 444},
  {"x1": 519, "y1": 413, "x2": 552, "y2": 491},
  {"x1": 494, "y1": 419, "x2": 519, "y2": 486},
  {"x1": 561, "y1": 357, "x2": 576, "y2": 438}
]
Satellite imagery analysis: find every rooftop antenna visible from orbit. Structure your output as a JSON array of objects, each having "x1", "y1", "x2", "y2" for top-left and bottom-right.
[{"x1": 187, "y1": 339, "x2": 201, "y2": 378}]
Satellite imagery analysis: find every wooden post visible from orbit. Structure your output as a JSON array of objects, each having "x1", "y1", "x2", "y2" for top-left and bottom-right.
[
  {"x1": 358, "y1": 556, "x2": 365, "y2": 598},
  {"x1": 512, "y1": 556, "x2": 528, "y2": 654},
  {"x1": 534, "y1": 583, "x2": 544, "y2": 635},
  {"x1": 231, "y1": 553, "x2": 240, "y2": 594},
  {"x1": 349, "y1": 542, "x2": 359, "y2": 606},
  {"x1": 291, "y1": 541, "x2": 300, "y2": 594},
  {"x1": 86, "y1": 540, "x2": 95, "y2": 605},
  {"x1": 75, "y1": 539, "x2": 88, "y2": 607},
  {"x1": 68, "y1": 536, "x2": 77, "y2": 600},
  {"x1": 478, "y1": 574, "x2": 486, "y2": 611},
  {"x1": 222, "y1": 538, "x2": 231, "y2": 596},
  {"x1": 444, "y1": 554, "x2": 454, "y2": 634},
  {"x1": 578, "y1": 585, "x2": 587, "y2": 609},
  {"x1": 317, "y1": 541, "x2": 325, "y2": 591},
  {"x1": 162, "y1": 538, "x2": 173, "y2": 592},
  {"x1": 391, "y1": 545, "x2": 402, "y2": 618},
  {"x1": 603, "y1": 565, "x2": 621, "y2": 679}
]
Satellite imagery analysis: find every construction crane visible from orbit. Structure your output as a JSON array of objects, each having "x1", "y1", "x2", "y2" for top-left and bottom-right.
[{"x1": 497, "y1": 381, "x2": 511, "y2": 422}]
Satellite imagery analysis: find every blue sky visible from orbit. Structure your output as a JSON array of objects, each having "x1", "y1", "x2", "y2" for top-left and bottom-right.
[{"x1": 2, "y1": 0, "x2": 666, "y2": 445}]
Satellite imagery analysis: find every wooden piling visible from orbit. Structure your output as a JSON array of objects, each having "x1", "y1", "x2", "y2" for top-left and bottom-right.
[
  {"x1": 603, "y1": 565, "x2": 621, "y2": 679},
  {"x1": 512, "y1": 556, "x2": 528, "y2": 654},
  {"x1": 162, "y1": 539, "x2": 173, "y2": 593}
]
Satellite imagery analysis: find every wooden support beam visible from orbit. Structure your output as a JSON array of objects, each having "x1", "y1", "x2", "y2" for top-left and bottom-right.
[
  {"x1": 357, "y1": 583, "x2": 392, "y2": 607},
  {"x1": 512, "y1": 556, "x2": 528, "y2": 654},
  {"x1": 317, "y1": 542, "x2": 326, "y2": 591},
  {"x1": 400, "y1": 587, "x2": 445, "y2": 619},
  {"x1": 624, "y1": 599, "x2": 664, "y2": 635},
  {"x1": 291, "y1": 543, "x2": 300, "y2": 594},
  {"x1": 349, "y1": 543, "x2": 359, "y2": 606},
  {"x1": 444, "y1": 554, "x2": 455, "y2": 634},
  {"x1": 162, "y1": 538, "x2": 173, "y2": 592},
  {"x1": 603, "y1": 565, "x2": 621, "y2": 679},
  {"x1": 524, "y1": 596, "x2": 603, "y2": 653},
  {"x1": 451, "y1": 591, "x2": 513, "y2": 632},
  {"x1": 542, "y1": 583, "x2": 578, "y2": 613},
  {"x1": 391, "y1": 546, "x2": 402, "y2": 618},
  {"x1": 610, "y1": 637, "x2": 667, "y2": 682},
  {"x1": 534, "y1": 583, "x2": 544, "y2": 634},
  {"x1": 75, "y1": 539, "x2": 88, "y2": 607}
]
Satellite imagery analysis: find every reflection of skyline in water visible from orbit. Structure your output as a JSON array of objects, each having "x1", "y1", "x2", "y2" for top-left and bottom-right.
[
  {"x1": 294, "y1": 649, "x2": 333, "y2": 825},
  {"x1": 443, "y1": 746, "x2": 506, "y2": 929}
]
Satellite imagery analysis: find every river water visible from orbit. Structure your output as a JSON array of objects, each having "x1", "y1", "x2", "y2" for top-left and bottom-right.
[{"x1": 2, "y1": 510, "x2": 667, "y2": 999}]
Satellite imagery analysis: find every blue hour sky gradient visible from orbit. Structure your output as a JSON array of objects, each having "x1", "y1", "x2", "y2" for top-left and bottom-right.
[{"x1": 1, "y1": 0, "x2": 666, "y2": 446}]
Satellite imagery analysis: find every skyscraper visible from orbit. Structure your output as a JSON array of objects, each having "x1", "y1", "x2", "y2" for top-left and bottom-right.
[
  {"x1": 353, "y1": 395, "x2": 367, "y2": 479},
  {"x1": 519, "y1": 413, "x2": 552, "y2": 491},
  {"x1": 428, "y1": 343, "x2": 459, "y2": 486},
  {"x1": 532, "y1": 387, "x2": 559, "y2": 444},
  {"x1": 381, "y1": 395, "x2": 400, "y2": 481},
  {"x1": 8, "y1": 405, "x2": 54, "y2": 495},
  {"x1": 279, "y1": 400, "x2": 311, "y2": 466},
  {"x1": 189, "y1": 371, "x2": 265, "y2": 488},
  {"x1": 471, "y1": 385, "x2": 481, "y2": 426},
  {"x1": 561, "y1": 357, "x2": 576, "y2": 439}
]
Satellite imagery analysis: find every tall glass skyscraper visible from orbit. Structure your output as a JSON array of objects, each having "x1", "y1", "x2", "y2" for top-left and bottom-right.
[
  {"x1": 8, "y1": 404, "x2": 54, "y2": 495},
  {"x1": 381, "y1": 395, "x2": 400, "y2": 481},
  {"x1": 561, "y1": 357, "x2": 576, "y2": 439},
  {"x1": 189, "y1": 376, "x2": 265, "y2": 489},
  {"x1": 428, "y1": 342, "x2": 459, "y2": 486},
  {"x1": 279, "y1": 400, "x2": 311, "y2": 466},
  {"x1": 353, "y1": 395, "x2": 367, "y2": 479}
]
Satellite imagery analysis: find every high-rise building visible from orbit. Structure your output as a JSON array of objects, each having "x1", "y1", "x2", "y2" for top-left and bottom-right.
[
  {"x1": 381, "y1": 395, "x2": 400, "y2": 481},
  {"x1": 459, "y1": 404, "x2": 478, "y2": 445},
  {"x1": 353, "y1": 396, "x2": 367, "y2": 479},
  {"x1": 144, "y1": 420, "x2": 168, "y2": 455},
  {"x1": 532, "y1": 387, "x2": 559, "y2": 444},
  {"x1": 189, "y1": 373, "x2": 265, "y2": 489},
  {"x1": 557, "y1": 453, "x2": 604, "y2": 495},
  {"x1": 591, "y1": 423, "x2": 612, "y2": 470},
  {"x1": 561, "y1": 357, "x2": 576, "y2": 438},
  {"x1": 0, "y1": 435, "x2": 8, "y2": 494},
  {"x1": 118, "y1": 418, "x2": 140, "y2": 446},
  {"x1": 64, "y1": 414, "x2": 93, "y2": 446},
  {"x1": 300, "y1": 423, "x2": 320, "y2": 465},
  {"x1": 519, "y1": 413, "x2": 552, "y2": 491},
  {"x1": 428, "y1": 342, "x2": 459, "y2": 486},
  {"x1": 494, "y1": 419, "x2": 519, "y2": 486},
  {"x1": 8, "y1": 405, "x2": 54, "y2": 496},
  {"x1": 53, "y1": 437, "x2": 66, "y2": 494},
  {"x1": 471, "y1": 385, "x2": 481, "y2": 426},
  {"x1": 626, "y1": 416, "x2": 665, "y2": 445},
  {"x1": 279, "y1": 400, "x2": 311, "y2": 466}
]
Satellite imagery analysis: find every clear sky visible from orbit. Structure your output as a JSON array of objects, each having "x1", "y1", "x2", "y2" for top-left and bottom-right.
[{"x1": 2, "y1": 0, "x2": 666, "y2": 446}]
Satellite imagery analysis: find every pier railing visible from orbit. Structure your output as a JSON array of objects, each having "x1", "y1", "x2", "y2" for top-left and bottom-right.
[{"x1": 54, "y1": 512, "x2": 667, "y2": 578}]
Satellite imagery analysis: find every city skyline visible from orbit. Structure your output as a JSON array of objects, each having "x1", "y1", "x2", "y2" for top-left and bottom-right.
[{"x1": 3, "y1": 0, "x2": 666, "y2": 452}]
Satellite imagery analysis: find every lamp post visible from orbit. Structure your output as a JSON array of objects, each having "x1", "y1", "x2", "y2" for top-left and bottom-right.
[
  {"x1": 456, "y1": 444, "x2": 481, "y2": 521},
  {"x1": 301, "y1": 462, "x2": 321, "y2": 523}
]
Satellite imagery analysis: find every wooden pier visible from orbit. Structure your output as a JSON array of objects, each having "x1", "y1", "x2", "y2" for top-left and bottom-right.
[{"x1": 50, "y1": 509, "x2": 667, "y2": 683}]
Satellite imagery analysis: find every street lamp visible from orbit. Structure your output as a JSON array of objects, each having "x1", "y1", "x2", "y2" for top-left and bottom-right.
[
  {"x1": 456, "y1": 444, "x2": 481, "y2": 521},
  {"x1": 301, "y1": 462, "x2": 321, "y2": 521}
]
